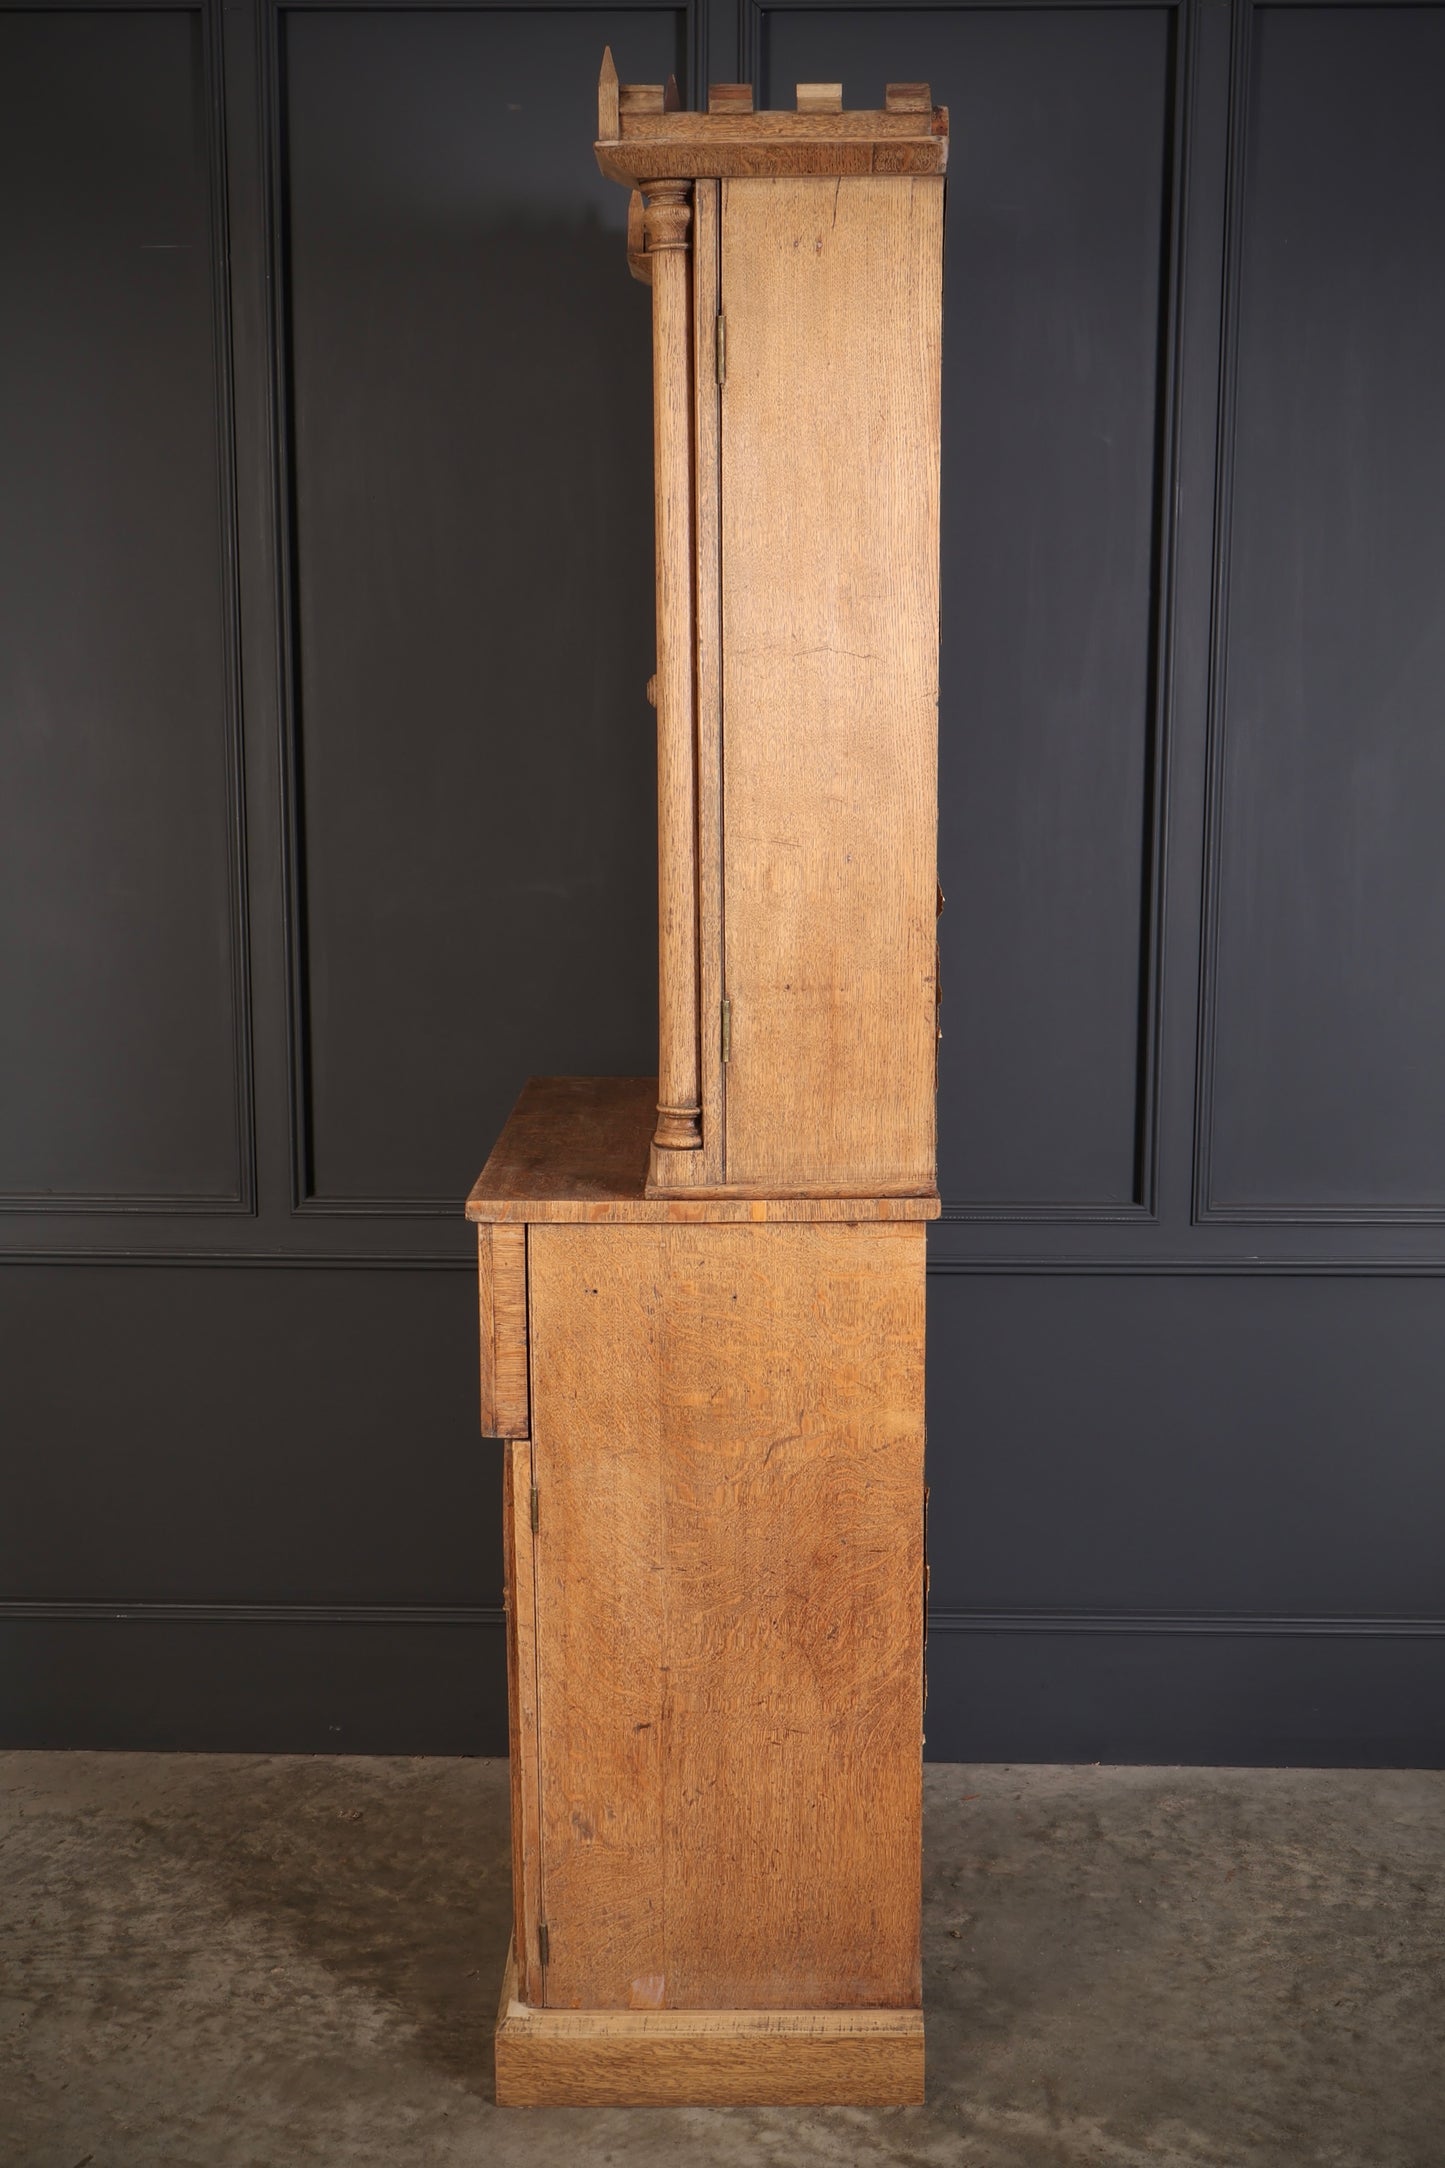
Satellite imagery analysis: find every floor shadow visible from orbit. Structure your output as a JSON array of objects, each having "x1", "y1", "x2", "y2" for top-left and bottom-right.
[{"x1": 135, "y1": 1753, "x2": 514, "y2": 2088}]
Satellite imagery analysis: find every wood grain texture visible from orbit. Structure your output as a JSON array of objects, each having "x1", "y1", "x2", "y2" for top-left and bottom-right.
[
  {"x1": 795, "y1": 83, "x2": 843, "y2": 114},
  {"x1": 650, "y1": 176, "x2": 726, "y2": 1195},
  {"x1": 503, "y1": 1439, "x2": 543, "y2": 1999},
  {"x1": 623, "y1": 109, "x2": 946, "y2": 143},
  {"x1": 476, "y1": 1224, "x2": 529, "y2": 1436},
  {"x1": 476, "y1": 1224, "x2": 497, "y2": 1434},
  {"x1": 494, "y1": 1942, "x2": 924, "y2": 2106},
  {"x1": 465, "y1": 1077, "x2": 939, "y2": 1222},
  {"x1": 644, "y1": 181, "x2": 702, "y2": 1160},
  {"x1": 597, "y1": 45, "x2": 619, "y2": 142},
  {"x1": 527, "y1": 1220, "x2": 926, "y2": 2011},
  {"x1": 531, "y1": 1223, "x2": 667, "y2": 2008},
  {"x1": 694, "y1": 180, "x2": 725, "y2": 1190},
  {"x1": 707, "y1": 84, "x2": 754, "y2": 117},
  {"x1": 720, "y1": 177, "x2": 943, "y2": 1195},
  {"x1": 602, "y1": 141, "x2": 948, "y2": 183},
  {"x1": 595, "y1": 106, "x2": 949, "y2": 187},
  {"x1": 625, "y1": 186, "x2": 650, "y2": 283}
]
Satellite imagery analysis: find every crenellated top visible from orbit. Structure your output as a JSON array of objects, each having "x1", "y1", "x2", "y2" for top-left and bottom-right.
[{"x1": 594, "y1": 48, "x2": 948, "y2": 184}]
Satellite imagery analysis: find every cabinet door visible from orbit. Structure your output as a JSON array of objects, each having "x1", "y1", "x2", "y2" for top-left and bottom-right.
[
  {"x1": 526, "y1": 1220, "x2": 926, "y2": 2011},
  {"x1": 502, "y1": 1433, "x2": 544, "y2": 2000},
  {"x1": 718, "y1": 176, "x2": 943, "y2": 1194}
]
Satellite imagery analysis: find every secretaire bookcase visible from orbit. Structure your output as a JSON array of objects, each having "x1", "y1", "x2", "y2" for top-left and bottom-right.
[{"x1": 469, "y1": 60, "x2": 947, "y2": 2108}]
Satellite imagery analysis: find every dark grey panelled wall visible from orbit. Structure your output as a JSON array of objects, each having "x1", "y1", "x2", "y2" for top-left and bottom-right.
[{"x1": 3, "y1": 0, "x2": 1444, "y2": 1762}]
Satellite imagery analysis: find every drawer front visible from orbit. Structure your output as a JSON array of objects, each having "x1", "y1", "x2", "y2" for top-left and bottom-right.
[{"x1": 477, "y1": 1223, "x2": 529, "y2": 1438}]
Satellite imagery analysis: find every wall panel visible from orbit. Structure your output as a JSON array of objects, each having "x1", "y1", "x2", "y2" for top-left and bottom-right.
[
  {"x1": 763, "y1": 4, "x2": 1177, "y2": 1214},
  {"x1": 927, "y1": 1269, "x2": 1445, "y2": 1620},
  {"x1": 923, "y1": 1624, "x2": 1445, "y2": 1769},
  {"x1": 1202, "y1": 2, "x2": 1445, "y2": 1219},
  {"x1": 1, "y1": 1263, "x2": 496, "y2": 1605},
  {"x1": 278, "y1": 7, "x2": 686, "y2": 1209},
  {"x1": 0, "y1": 1610, "x2": 502, "y2": 1755},
  {"x1": 0, "y1": 4, "x2": 247, "y2": 1208}
]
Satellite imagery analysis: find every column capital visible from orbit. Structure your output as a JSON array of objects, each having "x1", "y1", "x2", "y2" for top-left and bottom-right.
[{"x1": 642, "y1": 180, "x2": 691, "y2": 254}]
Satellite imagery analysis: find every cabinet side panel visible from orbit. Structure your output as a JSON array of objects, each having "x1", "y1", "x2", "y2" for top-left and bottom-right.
[
  {"x1": 720, "y1": 177, "x2": 942, "y2": 1193},
  {"x1": 658, "y1": 1221, "x2": 924, "y2": 2007},
  {"x1": 529, "y1": 1221, "x2": 924, "y2": 2011}
]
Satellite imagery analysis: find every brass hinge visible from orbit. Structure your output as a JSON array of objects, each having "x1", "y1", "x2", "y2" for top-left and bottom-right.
[
  {"x1": 529, "y1": 1484, "x2": 539, "y2": 1534},
  {"x1": 720, "y1": 996, "x2": 731, "y2": 1064},
  {"x1": 716, "y1": 313, "x2": 726, "y2": 385},
  {"x1": 538, "y1": 1920, "x2": 550, "y2": 1967}
]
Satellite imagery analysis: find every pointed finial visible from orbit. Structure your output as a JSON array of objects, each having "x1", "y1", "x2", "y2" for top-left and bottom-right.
[
  {"x1": 663, "y1": 72, "x2": 682, "y2": 111},
  {"x1": 598, "y1": 47, "x2": 620, "y2": 141}
]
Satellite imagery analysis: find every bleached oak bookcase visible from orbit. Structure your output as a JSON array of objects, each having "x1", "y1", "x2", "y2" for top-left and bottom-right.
[{"x1": 468, "y1": 59, "x2": 947, "y2": 2109}]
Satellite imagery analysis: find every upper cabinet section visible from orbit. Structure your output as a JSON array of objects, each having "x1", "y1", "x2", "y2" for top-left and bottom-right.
[{"x1": 598, "y1": 58, "x2": 946, "y2": 1202}]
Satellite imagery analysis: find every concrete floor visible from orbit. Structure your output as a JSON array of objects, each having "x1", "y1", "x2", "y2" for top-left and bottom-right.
[{"x1": 1, "y1": 1757, "x2": 1441, "y2": 2168}]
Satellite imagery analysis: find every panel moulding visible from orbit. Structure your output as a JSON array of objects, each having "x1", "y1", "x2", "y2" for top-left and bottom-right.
[{"x1": 0, "y1": 0, "x2": 255, "y2": 1221}]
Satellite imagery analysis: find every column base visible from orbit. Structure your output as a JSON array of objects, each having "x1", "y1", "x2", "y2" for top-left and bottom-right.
[{"x1": 493, "y1": 1942, "x2": 925, "y2": 2107}]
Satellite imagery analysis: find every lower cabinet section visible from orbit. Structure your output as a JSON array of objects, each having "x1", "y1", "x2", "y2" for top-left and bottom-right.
[{"x1": 494, "y1": 1215, "x2": 927, "y2": 2104}]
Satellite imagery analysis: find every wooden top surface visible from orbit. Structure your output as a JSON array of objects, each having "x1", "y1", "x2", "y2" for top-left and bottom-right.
[
  {"x1": 465, "y1": 1078, "x2": 940, "y2": 1222},
  {"x1": 596, "y1": 113, "x2": 949, "y2": 186}
]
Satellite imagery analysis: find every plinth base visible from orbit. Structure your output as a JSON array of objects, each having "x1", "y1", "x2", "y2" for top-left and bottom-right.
[{"x1": 493, "y1": 1944, "x2": 925, "y2": 2107}]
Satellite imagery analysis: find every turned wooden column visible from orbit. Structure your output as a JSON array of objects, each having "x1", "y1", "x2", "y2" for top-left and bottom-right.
[{"x1": 642, "y1": 178, "x2": 702, "y2": 1153}]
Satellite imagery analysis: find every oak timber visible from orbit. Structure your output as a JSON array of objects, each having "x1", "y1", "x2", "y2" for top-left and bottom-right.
[
  {"x1": 465, "y1": 1077, "x2": 940, "y2": 1223},
  {"x1": 885, "y1": 82, "x2": 933, "y2": 113},
  {"x1": 692, "y1": 179, "x2": 726, "y2": 1186},
  {"x1": 643, "y1": 182, "x2": 703, "y2": 1162},
  {"x1": 719, "y1": 177, "x2": 943, "y2": 1194},
  {"x1": 706, "y1": 84, "x2": 754, "y2": 117},
  {"x1": 795, "y1": 83, "x2": 844, "y2": 114},
  {"x1": 625, "y1": 187, "x2": 649, "y2": 283},
  {"x1": 502, "y1": 1440, "x2": 543, "y2": 2001},
  {"x1": 475, "y1": 1223, "x2": 528, "y2": 1437},
  {"x1": 595, "y1": 107, "x2": 949, "y2": 187},
  {"x1": 646, "y1": 175, "x2": 725, "y2": 1194},
  {"x1": 494, "y1": 1943, "x2": 925, "y2": 2107},
  {"x1": 596, "y1": 46, "x2": 620, "y2": 139},
  {"x1": 527, "y1": 1219, "x2": 926, "y2": 2011}
]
